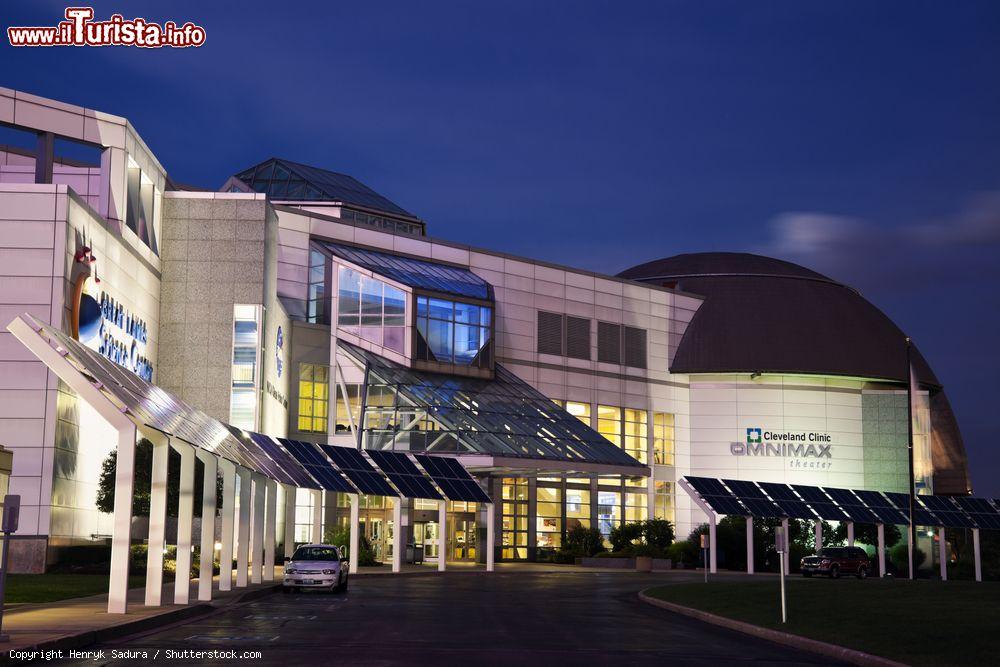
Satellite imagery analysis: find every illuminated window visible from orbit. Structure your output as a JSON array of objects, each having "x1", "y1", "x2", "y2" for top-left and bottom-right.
[
  {"x1": 565, "y1": 401, "x2": 591, "y2": 425},
  {"x1": 230, "y1": 305, "x2": 260, "y2": 430},
  {"x1": 597, "y1": 405, "x2": 621, "y2": 448},
  {"x1": 501, "y1": 478, "x2": 528, "y2": 560},
  {"x1": 536, "y1": 486, "x2": 562, "y2": 549},
  {"x1": 624, "y1": 408, "x2": 647, "y2": 463},
  {"x1": 653, "y1": 413, "x2": 675, "y2": 465},
  {"x1": 337, "y1": 265, "x2": 406, "y2": 353},
  {"x1": 335, "y1": 382, "x2": 361, "y2": 434},
  {"x1": 306, "y1": 248, "x2": 329, "y2": 324},
  {"x1": 654, "y1": 481, "x2": 675, "y2": 523},
  {"x1": 415, "y1": 296, "x2": 492, "y2": 368},
  {"x1": 297, "y1": 363, "x2": 329, "y2": 434},
  {"x1": 597, "y1": 490, "x2": 621, "y2": 539},
  {"x1": 566, "y1": 488, "x2": 591, "y2": 530},
  {"x1": 625, "y1": 491, "x2": 648, "y2": 522}
]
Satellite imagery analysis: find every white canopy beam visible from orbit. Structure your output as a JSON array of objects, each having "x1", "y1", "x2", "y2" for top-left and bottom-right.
[
  {"x1": 218, "y1": 460, "x2": 237, "y2": 591},
  {"x1": 144, "y1": 430, "x2": 170, "y2": 606},
  {"x1": 171, "y1": 439, "x2": 196, "y2": 605},
  {"x1": 236, "y1": 466, "x2": 252, "y2": 588},
  {"x1": 195, "y1": 450, "x2": 218, "y2": 602}
]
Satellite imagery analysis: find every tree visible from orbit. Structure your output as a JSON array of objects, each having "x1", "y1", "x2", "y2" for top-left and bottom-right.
[
  {"x1": 96, "y1": 438, "x2": 222, "y2": 517},
  {"x1": 832, "y1": 521, "x2": 901, "y2": 550},
  {"x1": 642, "y1": 519, "x2": 674, "y2": 550},
  {"x1": 565, "y1": 525, "x2": 605, "y2": 557}
]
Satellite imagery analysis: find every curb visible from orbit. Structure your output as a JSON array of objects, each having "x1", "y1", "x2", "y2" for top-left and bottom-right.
[
  {"x1": 8, "y1": 584, "x2": 283, "y2": 654},
  {"x1": 637, "y1": 590, "x2": 907, "y2": 667}
]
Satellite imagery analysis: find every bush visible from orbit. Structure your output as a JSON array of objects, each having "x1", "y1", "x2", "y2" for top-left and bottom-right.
[
  {"x1": 552, "y1": 549, "x2": 577, "y2": 564},
  {"x1": 643, "y1": 519, "x2": 674, "y2": 550},
  {"x1": 629, "y1": 543, "x2": 667, "y2": 558},
  {"x1": 890, "y1": 543, "x2": 927, "y2": 573},
  {"x1": 667, "y1": 540, "x2": 698, "y2": 566},
  {"x1": 565, "y1": 526, "x2": 605, "y2": 557},
  {"x1": 609, "y1": 522, "x2": 644, "y2": 552},
  {"x1": 595, "y1": 551, "x2": 632, "y2": 558}
]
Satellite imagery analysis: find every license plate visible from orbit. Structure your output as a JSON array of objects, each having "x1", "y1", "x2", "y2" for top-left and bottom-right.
[{"x1": 301, "y1": 579, "x2": 318, "y2": 585}]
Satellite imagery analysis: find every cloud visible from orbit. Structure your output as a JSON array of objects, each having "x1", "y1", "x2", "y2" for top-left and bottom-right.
[{"x1": 758, "y1": 191, "x2": 1000, "y2": 294}]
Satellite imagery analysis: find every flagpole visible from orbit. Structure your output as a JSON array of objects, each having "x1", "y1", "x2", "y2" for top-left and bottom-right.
[{"x1": 905, "y1": 336, "x2": 917, "y2": 580}]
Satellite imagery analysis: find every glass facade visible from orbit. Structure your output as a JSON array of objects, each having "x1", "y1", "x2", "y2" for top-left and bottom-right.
[
  {"x1": 297, "y1": 363, "x2": 329, "y2": 434},
  {"x1": 335, "y1": 382, "x2": 361, "y2": 434},
  {"x1": 501, "y1": 478, "x2": 528, "y2": 560},
  {"x1": 230, "y1": 305, "x2": 261, "y2": 430},
  {"x1": 654, "y1": 481, "x2": 675, "y2": 523},
  {"x1": 536, "y1": 486, "x2": 562, "y2": 549},
  {"x1": 307, "y1": 248, "x2": 328, "y2": 324},
  {"x1": 566, "y1": 486, "x2": 591, "y2": 529},
  {"x1": 653, "y1": 412, "x2": 675, "y2": 465},
  {"x1": 414, "y1": 296, "x2": 492, "y2": 368},
  {"x1": 624, "y1": 408, "x2": 647, "y2": 464},
  {"x1": 597, "y1": 490, "x2": 621, "y2": 539},
  {"x1": 337, "y1": 265, "x2": 406, "y2": 354}
]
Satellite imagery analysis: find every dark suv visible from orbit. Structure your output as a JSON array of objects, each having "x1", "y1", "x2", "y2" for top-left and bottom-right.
[{"x1": 801, "y1": 546, "x2": 869, "y2": 579}]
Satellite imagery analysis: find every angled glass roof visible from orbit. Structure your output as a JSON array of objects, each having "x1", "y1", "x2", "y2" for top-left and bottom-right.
[
  {"x1": 321, "y1": 241, "x2": 493, "y2": 301},
  {"x1": 234, "y1": 157, "x2": 413, "y2": 216},
  {"x1": 341, "y1": 341, "x2": 643, "y2": 469}
]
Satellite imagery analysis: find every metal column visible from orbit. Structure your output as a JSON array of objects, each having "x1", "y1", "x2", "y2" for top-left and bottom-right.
[
  {"x1": 814, "y1": 520, "x2": 823, "y2": 550},
  {"x1": 236, "y1": 467, "x2": 252, "y2": 588},
  {"x1": 195, "y1": 451, "x2": 218, "y2": 602},
  {"x1": 392, "y1": 498, "x2": 403, "y2": 573},
  {"x1": 264, "y1": 479, "x2": 278, "y2": 581},
  {"x1": 311, "y1": 489, "x2": 323, "y2": 543},
  {"x1": 218, "y1": 460, "x2": 237, "y2": 591},
  {"x1": 877, "y1": 523, "x2": 886, "y2": 577},
  {"x1": 282, "y1": 484, "x2": 296, "y2": 559},
  {"x1": 486, "y1": 503, "x2": 495, "y2": 572},
  {"x1": 973, "y1": 528, "x2": 982, "y2": 582},
  {"x1": 746, "y1": 516, "x2": 754, "y2": 574},
  {"x1": 781, "y1": 518, "x2": 790, "y2": 575},
  {"x1": 109, "y1": 425, "x2": 137, "y2": 614},
  {"x1": 145, "y1": 432, "x2": 170, "y2": 606},
  {"x1": 172, "y1": 441, "x2": 195, "y2": 605},
  {"x1": 250, "y1": 473, "x2": 266, "y2": 584},
  {"x1": 708, "y1": 513, "x2": 717, "y2": 574},
  {"x1": 438, "y1": 500, "x2": 448, "y2": 572},
  {"x1": 349, "y1": 493, "x2": 360, "y2": 574},
  {"x1": 938, "y1": 526, "x2": 947, "y2": 581},
  {"x1": 847, "y1": 521, "x2": 855, "y2": 547}
]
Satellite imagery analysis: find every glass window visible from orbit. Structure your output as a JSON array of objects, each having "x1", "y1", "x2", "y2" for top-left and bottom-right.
[
  {"x1": 624, "y1": 409, "x2": 647, "y2": 464},
  {"x1": 536, "y1": 486, "x2": 562, "y2": 549},
  {"x1": 307, "y1": 248, "x2": 328, "y2": 324},
  {"x1": 653, "y1": 413, "x2": 675, "y2": 465},
  {"x1": 298, "y1": 363, "x2": 329, "y2": 433},
  {"x1": 565, "y1": 401, "x2": 591, "y2": 425},
  {"x1": 383, "y1": 285, "x2": 406, "y2": 326},
  {"x1": 597, "y1": 405, "x2": 622, "y2": 448},
  {"x1": 415, "y1": 295, "x2": 492, "y2": 369},
  {"x1": 501, "y1": 478, "x2": 529, "y2": 560},
  {"x1": 654, "y1": 481, "x2": 675, "y2": 523},
  {"x1": 335, "y1": 382, "x2": 361, "y2": 434},
  {"x1": 597, "y1": 491, "x2": 621, "y2": 540},
  {"x1": 337, "y1": 266, "x2": 361, "y2": 327},
  {"x1": 337, "y1": 265, "x2": 407, "y2": 353},
  {"x1": 566, "y1": 488, "x2": 591, "y2": 530},
  {"x1": 625, "y1": 491, "x2": 648, "y2": 522},
  {"x1": 230, "y1": 305, "x2": 260, "y2": 430},
  {"x1": 360, "y1": 276, "x2": 383, "y2": 326}
]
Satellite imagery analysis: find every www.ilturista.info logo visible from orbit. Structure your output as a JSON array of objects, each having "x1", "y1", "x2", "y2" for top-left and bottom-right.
[
  {"x1": 7, "y1": 7, "x2": 206, "y2": 48},
  {"x1": 731, "y1": 427, "x2": 833, "y2": 458}
]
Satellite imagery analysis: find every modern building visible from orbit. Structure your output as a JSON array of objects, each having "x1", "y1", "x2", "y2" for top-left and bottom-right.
[{"x1": 0, "y1": 87, "x2": 970, "y2": 572}]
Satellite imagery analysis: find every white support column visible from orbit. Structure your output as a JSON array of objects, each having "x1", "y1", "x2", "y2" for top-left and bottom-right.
[
  {"x1": 311, "y1": 489, "x2": 323, "y2": 543},
  {"x1": 814, "y1": 520, "x2": 823, "y2": 550},
  {"x1": 907, "y1": 530, "x2": 915, "y2": 580},
  {"x1": 251, "y1": 473, "x2": 266, "y2": 584},
  {"x1": 973, "y1": 528, "x2": 982, "y2": 582},
  {"x1": 219, "y1": 460, "x2": 237, "y2": 592},
  {"x1": 173, "y1": 441, "x2": 195, "y2": 605},
  {"x1": 486, "y1": 503, "x2": 495, "y2": 572},
  {"x1": 438, "y1": 499, "x2": 447, "y2": 572},
  {"x1": 145, "y1": 431, "x2": 170, "y2": 607},
  {"x1": 195, "y1": 451, "x2": 218, "y2": 602},
  {"x1": 781, "y1": 518, "x2": 790, "y2": 575},
  {"x1": 282, "y1": 485, "x2": 296, "y2": 559},
  {"x1": 847, "y1": 521, "x2": 855, "y2": 547},
  {"x1": 708, "y1": 513, "x2": 717, "y2": 574},
  {"x1": 264, "y1": 479, "x2": 278, "y2": 581},
  {"x1": 236, "y1": 467, "x2": 252, "y2": 588},
  {"x1": 109, "y1": 424, "x2": 137, "y2": 614},
  {"x1": 877, "y1": 523, "x2": 886, "y2": 577},
  {"x1": 938, "y1": 526, "x2": 947, "y2": 581},
  {"x1": 349, "y1": 493, "x2": 360, "y2": 574},
  {"x1": 392, "y1": 497, "x2": 403, "y2": 573},
  {"x1": 746, "y1": 516, "x2": 754, "y2": 574}
]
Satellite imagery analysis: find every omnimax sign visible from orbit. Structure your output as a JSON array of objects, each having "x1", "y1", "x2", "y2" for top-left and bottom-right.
[{"x1": 730, "y1": 427, "x2": 833, "y2": 459}]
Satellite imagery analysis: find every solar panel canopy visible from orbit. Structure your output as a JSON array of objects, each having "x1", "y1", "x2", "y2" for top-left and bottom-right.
[
  {"x1": 792, "y1": 485, "x2": 850, "y2": 521},
  {"x1": 954, "y1": 497, "x2": 1000, "y2": 530},
  {"x1": 366, "y1": 450, "x2": 443, "y2": 500},
  {"x1": 757, "y1": 482, "x2": 816, "y2": 519},
  {"x1": 821, "y1": 488, "x2": 879, "y2": 524},
  {"x1": 884, "y1": 492, "x2": 940, "y2": 526},
  {"x1": 278, "y1": 438, "x2": 357, "y2": 493},
  {"x1": 684, "y1": 477, "x2": 748, "y2": 516},
  {"x1": 321, "y1": 445, "x2": 398, "y2": 496},
  {"x1": 414, "y1": 455, "x2": 491, "y2": 503}
]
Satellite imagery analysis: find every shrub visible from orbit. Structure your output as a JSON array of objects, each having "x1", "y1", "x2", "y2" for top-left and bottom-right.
[
  {"x1": 643, "y1": 519, "x2": 674, "y2": 550},
  {"x1": 890, "y1": 543, "x2": 927, "y2": 573},
  {"x1": 629, "y1": 543, "x2": 667, "y2": 558},
  {"x1": 609, "y1": 522, "x2": 644, "y2": 552},
  {"x1": 667, "y1": 540, "x2": 698, "y2": 566},
  {"x1": 565, "y1": 526, "x2": 605, "y2": 557}
]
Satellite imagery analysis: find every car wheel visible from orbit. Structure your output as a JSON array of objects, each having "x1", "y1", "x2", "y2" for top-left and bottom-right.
[
  {"x1": 830, "y1": 565, "x2": 840, "y2": 579},
  {"x1": 857, "y1": 566, "x2": 867, "y2": 579}
]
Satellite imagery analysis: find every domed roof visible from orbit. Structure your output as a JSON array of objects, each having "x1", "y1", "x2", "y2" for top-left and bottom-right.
[{"x1": 618, "y1": 252, "x2": 940, "y2": 386}]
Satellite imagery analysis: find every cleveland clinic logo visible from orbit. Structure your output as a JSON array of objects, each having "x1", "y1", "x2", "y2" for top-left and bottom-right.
[{"x1": 731, "y1": 427, "x2": 832, "y2": 461}]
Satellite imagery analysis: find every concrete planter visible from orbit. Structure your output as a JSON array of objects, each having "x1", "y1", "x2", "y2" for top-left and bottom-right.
[{"x1": 581, "y1": 557, "x2": 635, "y2": 569}]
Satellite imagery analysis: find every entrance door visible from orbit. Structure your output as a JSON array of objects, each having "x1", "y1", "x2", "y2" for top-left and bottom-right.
[
  {"x1": 449, "y1": 514, "x2": 477, "y2": 561},
  {"x1": 413, "y1": 521, "x2": 441, "y2": 561}
]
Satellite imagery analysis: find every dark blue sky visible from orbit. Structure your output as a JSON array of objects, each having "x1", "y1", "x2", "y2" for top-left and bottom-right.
[{"x1": 4, "y1": 1, "x2": 999, "y2": 494}]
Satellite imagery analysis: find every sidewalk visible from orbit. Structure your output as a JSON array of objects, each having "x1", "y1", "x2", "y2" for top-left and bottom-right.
[{"x1": 1, "y1": 575, "x2": 280, "y2": 655}]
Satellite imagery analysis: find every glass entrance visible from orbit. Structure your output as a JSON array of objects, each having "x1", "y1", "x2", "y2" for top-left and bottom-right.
[
  {"x1": 449, "y1": 514, "x2": 477, "y2": 561},
  {"x1": 413, "y1": 521, "x2": 440, "y2": 560}
]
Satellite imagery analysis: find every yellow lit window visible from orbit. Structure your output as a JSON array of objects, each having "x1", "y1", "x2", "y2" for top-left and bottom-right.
[
  {"x1": 597, "y1": 405, "x2": 621, "y2": 447},
  {"x1": 653, "y1": 413, "x2": 675, "y2": 465},
  {"x1": 624, "y1": 408, "x2": 647, "y2": 463},
  {"x1": 297, "y1": 363, "x2": 329, "y2": 434}
]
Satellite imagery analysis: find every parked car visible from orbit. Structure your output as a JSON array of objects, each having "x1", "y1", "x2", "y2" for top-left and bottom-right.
[
  {"x1": 282, "y1": 544, "x2": 349, "y2": 593},
  {"x1": 801, "y1": 546, "x2": 869, "y2": 579}
]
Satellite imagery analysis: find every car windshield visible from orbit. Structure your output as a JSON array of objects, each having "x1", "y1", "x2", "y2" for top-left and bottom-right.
[{"x1": 292, "y1": 546, "x2": 339, "y2": 561}]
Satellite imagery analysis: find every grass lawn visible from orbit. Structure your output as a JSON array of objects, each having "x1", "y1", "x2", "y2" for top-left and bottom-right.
[
  {"x1": 4, "y1": 574, "x2": 145, "y2": 604},
  {"x1": 645, "y1": 577, "x2": 1000, "y2": 667}
]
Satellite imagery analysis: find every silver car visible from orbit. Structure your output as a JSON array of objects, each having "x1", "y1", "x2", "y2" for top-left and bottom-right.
[{"x1": 282, "y1": 544, "x2": 349, "y2": 593}]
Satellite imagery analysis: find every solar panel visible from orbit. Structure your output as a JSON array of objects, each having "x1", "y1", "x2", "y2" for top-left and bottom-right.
[
  {"x1": 320, "y1": 445, "x2": 398, "y2": 496},
  {"x1": 723, "y1": 479, "x2": 767, "y2": 499},
  {"x1": 683, "y1": 477, "x2": 748, "y2": 516},
  {"x1": 854, "y1": 490, "x2": 909, "y2": 525},
  {"x1": 757, "y1": 482, "x2": 798, "y2": 501},
  {"x1": 413, "y1": 455, "x2": 492, "y2": 503},
  {"x1": 772, "y1": 499, "x2": 817, "y2": 519},
  {"x1": 720, "y1": 479, "x2": 780, "y2": 517},
  {"x1": 366, "y1": 450, "x2": 443, "y2": 500},
  {"x1": 247, "y1": 432, "x2": 317, "y2": 489},
  {"x1": 916, "y1": 495, "x2": 975, "y2": 529},
  {"x1": 223, "y1": 426, "x2": 300, "y2": 486},
  {"x1": 884, "y1": 492, "x2": 940, "y2": 526},
  {"x1": 277, "y1": 438, "x2": 357, "y2": 493},
  {"x1": 953, "y1": 497, "x2": 1000, "y2": 530},
  {"x1": 822, "y1": 487, "x2": 880, "y2": 524},
  {"x1": 791, "y1": 485, "x2": 850, "y2": 521}
]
